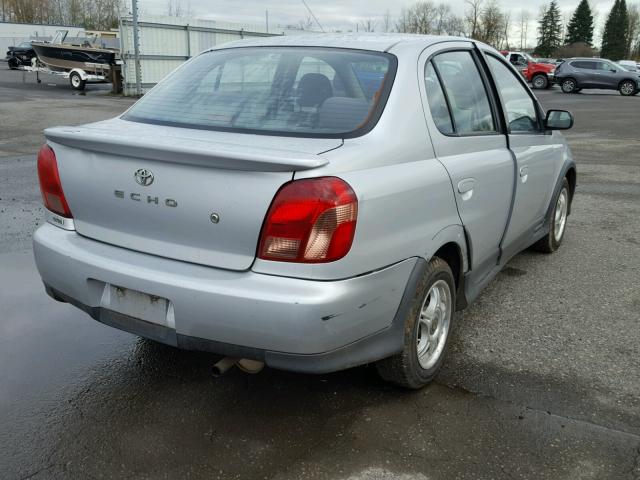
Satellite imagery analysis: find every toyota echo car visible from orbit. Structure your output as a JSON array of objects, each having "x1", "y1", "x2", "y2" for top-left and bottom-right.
[{"x1": 33, "y1": 34, "x2": 576, "y2": 388}]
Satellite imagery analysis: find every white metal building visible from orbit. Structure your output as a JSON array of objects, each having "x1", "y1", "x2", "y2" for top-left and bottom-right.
[
  {"x1": 0, "y1": 21, "x2": 85, "y2": 54},
  {"x1": 119, "y1": 15, "x2": 280, "y2": 95}
]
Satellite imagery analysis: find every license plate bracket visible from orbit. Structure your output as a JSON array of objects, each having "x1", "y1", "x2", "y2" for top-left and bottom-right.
[{"x1": 100, "y1": 284, "x2": 170, "y2": 327}]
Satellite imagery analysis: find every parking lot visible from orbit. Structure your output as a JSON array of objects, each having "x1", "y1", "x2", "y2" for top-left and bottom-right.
[{"x1": 1, "y1": 67, "x2": 639, "y2": 480}]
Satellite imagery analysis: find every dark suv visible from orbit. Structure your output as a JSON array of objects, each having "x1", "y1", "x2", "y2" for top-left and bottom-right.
[{"x1": 555, "y1": 57, "x2": 640, "y2": 96}]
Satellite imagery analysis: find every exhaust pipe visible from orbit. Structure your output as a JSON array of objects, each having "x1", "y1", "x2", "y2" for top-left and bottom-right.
[
  {"x1": 237, "y1": 358, "x2": 265, "y2": 374},
  {"x1": 211, "y1": 357, "x2": 265, "y2": 377},
  {"x1": 211, "y1": 357, "x2": 237, "y2": 377}
]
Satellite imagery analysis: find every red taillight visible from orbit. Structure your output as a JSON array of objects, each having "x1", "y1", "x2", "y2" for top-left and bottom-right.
[
  {"x1": 258, "y1": 177, "x2": 358, "y2": 263},
  {"x1": 37, "y1": 144, "x2": 73, "y2": 218}
]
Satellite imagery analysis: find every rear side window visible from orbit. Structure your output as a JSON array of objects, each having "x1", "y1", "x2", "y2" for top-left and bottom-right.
[
  {"x1": 123, "y1": 47, "x2": 396, "y2": 138},
  {"x1": 424, "y1": 62, "x2": 454, "y2": 134},
  {"x1": 571, "y1": 61, "x2": 596, "y2": 70},
  {"x1": 425, "y1": 51, "x2": 496, "y2": 135}
]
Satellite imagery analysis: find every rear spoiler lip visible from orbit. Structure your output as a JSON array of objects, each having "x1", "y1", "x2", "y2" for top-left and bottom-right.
[{"x1": 44, "y1": 126, "x2": 329, "y2": 172}]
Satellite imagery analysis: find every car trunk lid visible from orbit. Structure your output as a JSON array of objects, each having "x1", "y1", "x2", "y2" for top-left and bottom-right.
[{"x1": 45, "y1": 119, "x2": 340, "y2": 270}]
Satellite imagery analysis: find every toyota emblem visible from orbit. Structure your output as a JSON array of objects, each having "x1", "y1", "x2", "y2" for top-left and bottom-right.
[{"x1": 134, "y1": 168, "x2": 154, "y2": 186}]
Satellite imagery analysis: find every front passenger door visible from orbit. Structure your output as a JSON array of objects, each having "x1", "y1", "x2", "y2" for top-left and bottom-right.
[{"x1": 483, "y1": 53, "x2": 564, "y2": 259}]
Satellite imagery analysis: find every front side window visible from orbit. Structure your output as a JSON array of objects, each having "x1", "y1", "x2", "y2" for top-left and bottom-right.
[
  {"x1": 595, "y1": 60, "x2": 616, "y2": 71},
  {"x1": 428, "y1": 51, "x2": 496, "y2": 135},
  {"x1": 486, "y1": 55, "x2": 540, "y2": 134},
  {"x1": 123, "y1": 47, "x2": 395, "y2": 137}
]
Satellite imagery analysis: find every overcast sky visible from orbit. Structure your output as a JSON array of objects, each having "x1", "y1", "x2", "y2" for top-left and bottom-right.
[{"x1": 141, "y1": 0, "x2": 618, "y2": 47}]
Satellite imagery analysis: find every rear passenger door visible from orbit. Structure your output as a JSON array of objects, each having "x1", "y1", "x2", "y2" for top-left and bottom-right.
[
  {"x1": 572, "y1": 60, "x2": 599, "y2": 88},
  {"x1": 418, "y1": 43, "x2": 515, "y2": 280},
  {"x1": 482, "y1": 51, "x2": 564, "y2": 258}
]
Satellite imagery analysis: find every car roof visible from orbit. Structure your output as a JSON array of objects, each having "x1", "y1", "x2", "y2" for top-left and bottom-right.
[{"x1": 206, "y1": 33, "x2": 469, "y2": 53}]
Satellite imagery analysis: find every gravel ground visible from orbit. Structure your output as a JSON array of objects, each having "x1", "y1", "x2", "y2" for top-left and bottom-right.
[{"x1": 0, "y1": 67, "x2": 639, "y2": 480}]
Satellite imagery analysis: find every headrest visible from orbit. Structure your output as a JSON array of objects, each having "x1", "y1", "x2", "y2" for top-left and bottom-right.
[
  {"x1": 298, "y1": 73, "x2": 333, "y2": 107},
  {"x1": 318, "y1": 97, "x2": 370, "y2": 131}
]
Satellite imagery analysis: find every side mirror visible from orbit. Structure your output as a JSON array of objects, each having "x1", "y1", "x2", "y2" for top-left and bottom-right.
[{"x1": 545, "y1": 110, "x2": 573, "y2": 130}]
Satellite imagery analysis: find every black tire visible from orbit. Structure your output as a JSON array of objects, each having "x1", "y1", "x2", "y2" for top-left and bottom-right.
[
  {"x1": 376, "y1": 257, "x2": 456, "y2": 389},
  {"x1": 8, "y1": 57, "x2": 19, "y2": 70},
  {"x1": 531, "y1": 74, "x2": 549, "y2": 89},
  {"x1": 619, "y1": 80, "x2": 637, "y2": 96},
  {"x1": 560, "y1": 78, "x2": 577, "y2": 93},
  {"x1": 69, "y1": 72, "x2": 86, "y2": 91},
  {"x1": 532, "y1": 178, "x2": 570, "y2": 253}
]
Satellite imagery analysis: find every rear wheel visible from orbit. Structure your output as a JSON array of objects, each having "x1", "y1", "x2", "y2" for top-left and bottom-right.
[
  {"x1": 376, "y1": 257, "x2": 455, "y2": 389},
  {"x1": 561, "y1": 78, "x2": 577, "y2": 93},
  {"x1": 69, "y1": 72, "x2": 86, "y2": 91},
  {"x1": 532, "y1": 74, "x2": 548, "y2": 89},
  {"x1": 619, "y1": 80, "x2": 637, "y2": 96},
  {"x1": 532, "y1": 178, "x2": 570, "y2": 253}
]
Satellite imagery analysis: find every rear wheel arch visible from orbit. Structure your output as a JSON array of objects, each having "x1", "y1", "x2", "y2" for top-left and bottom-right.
[
  {"x1": 432, "y1": 241, "x2": 467, "y2": 311},
  {"x1": 433, "y1": 243, "x2": 462, "y2": 289}
]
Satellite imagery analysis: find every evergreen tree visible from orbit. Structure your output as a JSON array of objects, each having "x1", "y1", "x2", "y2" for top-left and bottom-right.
[
  {"x1": 565, "y1": 0, "x2": 594, "y2": 45},
  {"x1": 534, "y1": 1, "x2": 563, "y2": 57},
  {"x1": 601, "y1": 0, "x2": 630, "y2": 60}
]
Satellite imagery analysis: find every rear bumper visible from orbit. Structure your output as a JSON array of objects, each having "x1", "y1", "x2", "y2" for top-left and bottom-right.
[{"x1": 33, "y1": 224, "x2": 418, "y2": 373}]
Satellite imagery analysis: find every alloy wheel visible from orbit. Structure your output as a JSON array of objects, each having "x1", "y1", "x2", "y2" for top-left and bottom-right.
[
  {"x1": 620, "y1": 82, "x2": 635, "y2": 96},
  {"x1": 554, "y1": 188, "x2": 569, "y2": 242},
  {"x1": 416, "y1": 279, "x2": 452, "y2": 370},
  {"x1": 562, "y1": 80, "x2": 575, "y2": 93}
]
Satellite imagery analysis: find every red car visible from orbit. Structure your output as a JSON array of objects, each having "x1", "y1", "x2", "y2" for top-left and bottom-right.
[{"x1": 500, "y1": 51, "x2": 556, "y2": 89}]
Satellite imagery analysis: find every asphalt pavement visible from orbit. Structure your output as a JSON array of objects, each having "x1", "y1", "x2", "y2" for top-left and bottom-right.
[{"x1": 1, "y1": 67, "x2": 639, "y2": 480}]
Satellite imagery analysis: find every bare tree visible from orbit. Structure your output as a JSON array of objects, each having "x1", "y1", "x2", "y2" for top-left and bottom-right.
[
  {"x1": 476, "y1": 0, "x2": 504, "y2": 47},
  {"x1": 5, "y1": 0, "x2": 121, "y2": 29},
  {"x1": 627, "y1": 4, "x2": 640, "y2": 58},
  {"x1": 502, "y1": 11, "x2": 510, "y2": 50},
  {"x1": 298, "y1": 16, "x2": 313, "y2": 30},
  {"x1": 382, "y1": 9, "x2": 392, "y2": 33},
  {"x1": 519, "y1": 9, "x2": 531, "y2": 50},
  {"x1": 556, "y1": 41, "x2": 595, "y2": 58},
  {"x1": 446, "y1": 15, "x2": 467, "y2": 37},
  {"x1": 434, "y1": 3, "x2": 450, "y2": 35},
  {"x1": 396, "y1": 1, "x2": 462, "y2": 36},
  {"x1": 167, "y1": 0, "x2": 191, "y2": 17},
  {"x1": 395, "y1": 8, "x2": 410, "y2": 33},
  {"x1": 359, "y1": 18, "x2": 377, "y2": 33},
  {"x1": 465, "y1": 0, "x2": 484, "y2": 39}
]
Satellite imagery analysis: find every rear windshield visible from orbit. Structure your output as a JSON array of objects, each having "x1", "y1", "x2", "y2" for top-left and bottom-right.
[{"x1": 123, "y1": 47, "x2": 396, "y2": 138}]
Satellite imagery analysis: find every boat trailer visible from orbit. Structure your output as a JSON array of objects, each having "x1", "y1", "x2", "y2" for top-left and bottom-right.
[{"x1": 18, "y1": 59, "x2": 122, "y2": 92}]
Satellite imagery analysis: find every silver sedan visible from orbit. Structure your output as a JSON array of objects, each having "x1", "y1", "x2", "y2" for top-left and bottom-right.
[{"x1": 33, "y1": 34, "x2": 576, "y2": 388}]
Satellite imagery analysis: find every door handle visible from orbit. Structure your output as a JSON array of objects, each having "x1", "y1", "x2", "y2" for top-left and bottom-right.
[
  {"x1": 519, "y1": 166, "x2": 529, "y2": 183},
  {"x1": 457, "y1": 178, "x2": 475, "y2": 201}
]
